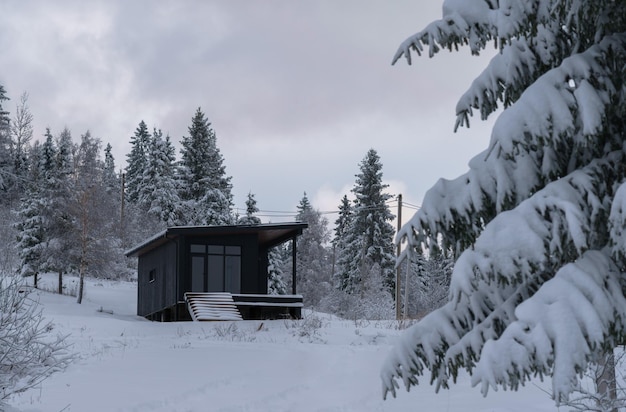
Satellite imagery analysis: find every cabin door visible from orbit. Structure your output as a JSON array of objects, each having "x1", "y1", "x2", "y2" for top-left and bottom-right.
[{"x1": 190, "y1": 244, "x2": 241, "y2": 293}]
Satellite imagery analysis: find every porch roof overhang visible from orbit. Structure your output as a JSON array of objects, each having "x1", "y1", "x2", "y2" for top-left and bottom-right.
[{"x1": 124, "y1": 222, "x2": 308, "y2": 258}]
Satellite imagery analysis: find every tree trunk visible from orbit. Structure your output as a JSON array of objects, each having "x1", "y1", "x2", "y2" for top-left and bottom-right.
[
  {"x1": 596, "y1": 350, "x2": 617, "y2": 412},
  {"x1": 77, "y1": 264, "x2": 84, "y2": 304},
  {"x1": 58, "y1": 270, "x2": 63, "y2": 294},
  {"x1": 33, "y1": 271, "x2": 38, "y2": 289}
]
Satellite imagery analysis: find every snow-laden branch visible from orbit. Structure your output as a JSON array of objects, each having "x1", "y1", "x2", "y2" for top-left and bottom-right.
[
  {"x1": 392, "y1": 1, "x2": 544, "y2": 64},
  {"x1": 394, "y1": 2, "x2": 625, "y2": 132},
  {"x1": 454, "y1": 25, "x2": 567, "y2": 129},
  {"x1": 383, "y1": 153, "x2": 623, "y2": 400},
  {"x1": 397, "y1": 33, "x2": 626, "y2": 257},
  {"x1": 473, "y1": 250, "x2": 626, "y2": 403}
]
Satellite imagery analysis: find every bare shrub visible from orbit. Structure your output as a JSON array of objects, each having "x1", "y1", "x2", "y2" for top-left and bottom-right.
[{"x1": 0, "y1": 272, "x2": 74, "y2": 403}]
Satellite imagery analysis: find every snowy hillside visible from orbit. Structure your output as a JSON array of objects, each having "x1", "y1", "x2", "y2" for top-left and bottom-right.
[{"x1": 7, "y1": 275, "x2": 558, "y2": 412}]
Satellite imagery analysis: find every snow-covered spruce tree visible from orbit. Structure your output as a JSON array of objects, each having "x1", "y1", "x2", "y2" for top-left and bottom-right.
[
  {"x1": 125, "y1": 120, "x2": 151, "y2": 204},
  {"x1": 335, "y1": 149, "x2": 395, "y2": 295},
  {"x1": 238, "y1": 192, "x2": 262, "y2": 225},
  {"x1": 47, "y1": 128, "x2": 77, "y2": 293},
  {"x1": 268, "y1": 245, "x2": 287, "y2": 295},
  {"x1": 103, "y1": 143, "x2": 120, "y2": 194},
  {"x1": 137, "y1": 129, "x2": 181, "y2": 227},
  {"x1": 403, "y1": 251, "x2": 453, "y2": 318},
  {"x1": 295, "y1": 193, "x2": 332, "y2": 307},
  {"x1": 332, "y1": 195, "x2": 354, "y2": 289},
  {"x1": 178, "y1": 108, "x2": 233, "y2": 225},
  {"x1": 0, "y1": 84, "x2": 12, "y2": 204},
  {"x1": 14, "y1": 129, "x2": 56, "y2": 289},
  {"x1": 382, "y1": 1, "x2": 626, "y2": 406},
  {"x1": 55, "y1": 127, "x2": 74, "y2": 179},
  {"x1": 0, "y1": 271, "x2": 73, "y2": 403},
  {"x1": 14, "y1": 189, "x2": 46, "y2": 288}
]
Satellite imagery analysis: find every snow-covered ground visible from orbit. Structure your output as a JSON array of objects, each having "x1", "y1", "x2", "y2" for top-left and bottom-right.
[{"x1": 7, "y1": 274, "x2": 560, "y2": 412}]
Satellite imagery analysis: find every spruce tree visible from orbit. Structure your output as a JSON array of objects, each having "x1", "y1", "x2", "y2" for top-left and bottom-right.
[
  {"x1": 332, "y1": 195, "x2": 354, "y2": 291},
  {"x1": 0, "y1": 85, "x2": 11, "y2": 200},
  {"x1": 125, "y1": 120, "x2": 150, "y2": 204},
  {"x1": 40, "y1": 128, "x2": 57, "y2": 185},
  {"x1": 55, "y1": 127, "x2": 74, "y2": 179},
  {"x1": 138, "y1": 129, "x2": 181, "y2": 226},
  {"x1": 336, "y1": 149, "x2": 395, "y2": 295},
  {"x1": 14, "y1": 189, "x2": 46, "y2": 288},
  {"x1": 294, "y1": 193, "x2": 331, "y2": 307},
  {"x1": 178, "y1": 108, "x2": 233, "y2": 225},
  {"x1": 238, "y1": 192, "x2": 261, "y2": 224},
  {"x1": 15, "y1": 131, "x2": 57, "y2": 289},
  {"x1": 382, "y1": 1, "x2": 626, "y2": 406},
  {"x1": 49, "y1": 128, "x2": 76, "y2": 291},
  {"x1": 267, "y1": 246, "x2": 287, "y2": 295},
  {"x1": 103, "y1": 143, "x2": 119, "y2": 194}
]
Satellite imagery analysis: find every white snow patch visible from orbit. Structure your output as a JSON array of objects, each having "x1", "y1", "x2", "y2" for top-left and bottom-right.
[{"x1": 6, "y1": 274, "x2": 559, "y2": 411}]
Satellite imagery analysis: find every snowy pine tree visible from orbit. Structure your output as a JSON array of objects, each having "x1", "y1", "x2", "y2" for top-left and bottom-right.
[
  {"x1": 238, "y1": 192, "x2": 262, "y2": 225},
  {"x1": 404, "y1": 251, "x2": 453, "y2": 318},
  {"x1": 103, "y1": 143, "x2": 119, "y2": 194},
  {"x1": 55, "y1": 127, "x2": 74, "y2": 179},
  {"x1": 332, "y1": 194, "x2": 357, "y2": 292},
  {"x1": 294, "y1": 193, "x2": 331, "y2": 307},
  {"x1": 0, "y1": 84, "x2": 11, "y2": 202},
  {"x1": 125, "y1": 120, "x2": 150, "y2": 204},
  {"x1": 382, "y1": 1, "x2": 626, "y2": 406},
  {"x1": 267, "y1": 246, "x2": 287, "y2": 295},
  {"x1": 48, "y1": 128, "x2": 76, "y2": 291},
  {"x1": 334, "y1": 195, "x2": 353, "y2": 244},
  {"x1": 178, "y1": 108, "x2": 233, "y2": 225},
  {"x1": 14, "y1": 130, "x2": 57, "y2": 289},
  {"x1": 14, "y1": 189, "x2": 46, "y2": 288},
  {"x1": 137, "y1": 129, "x2": 181, "y2": 226},
  {"x1": 335, "y1": 149, "x2": 395, "y2": 295}
]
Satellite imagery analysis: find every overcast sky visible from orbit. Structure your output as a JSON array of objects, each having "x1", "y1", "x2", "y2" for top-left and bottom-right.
[{"x1": 0, "y1": 1, "x2": 496, "y2": 226}]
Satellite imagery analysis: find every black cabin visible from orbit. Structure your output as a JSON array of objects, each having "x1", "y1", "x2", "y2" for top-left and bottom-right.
[{"x1": 125, "y1": 223, "x2": 308, "y2": 321}]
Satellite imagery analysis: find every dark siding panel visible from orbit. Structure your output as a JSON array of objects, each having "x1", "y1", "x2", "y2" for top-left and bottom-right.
[
  {"x1": 137, "y1": 239, "x2": 177, "y2": 317},
  {"x1": 163, "y1": 241, "x2": 178, "y2": 308},
  {"x1": 258, "y1": 248, "x2": 269, "y2": 294},
  {"x1": 240, "y1": 234, "x2": 260, "y2": 294}
]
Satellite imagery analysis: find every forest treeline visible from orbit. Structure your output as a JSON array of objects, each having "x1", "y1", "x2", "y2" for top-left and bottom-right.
[{"x1": 0, "y1": 84, "x2": 450, "y2": 316}]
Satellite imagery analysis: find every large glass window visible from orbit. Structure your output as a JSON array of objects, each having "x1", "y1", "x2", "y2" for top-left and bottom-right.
[
  {"x1": 191, "y1": 256, "x2": 205, "y2": 292},
  {"x1": 207, "y1": 255, "x2": 224, "y2": 291},
  {"x1": 190, "y1": 244, "x2": 241, "y2": 293}
]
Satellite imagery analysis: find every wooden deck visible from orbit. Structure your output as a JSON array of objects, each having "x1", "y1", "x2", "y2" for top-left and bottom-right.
[
  {"x1": 184, "y1": 292, "x2": 243, "y2": 321},
  {"x1": 184, "y1": 292, "x2": 303, "y2": 321}
]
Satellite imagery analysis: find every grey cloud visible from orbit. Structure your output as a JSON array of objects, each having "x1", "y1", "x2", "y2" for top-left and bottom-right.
[{"x1": 0, "y1": 0, "x2": 495, "y2": 214}]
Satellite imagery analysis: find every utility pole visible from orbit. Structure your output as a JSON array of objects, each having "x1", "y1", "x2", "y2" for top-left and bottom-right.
[
  {"x1": 120, "y1": 171, "x2": 125, "y2": 238},
  {"x1": 395, "y1": 193, "x2": 403, "y2": 320}
]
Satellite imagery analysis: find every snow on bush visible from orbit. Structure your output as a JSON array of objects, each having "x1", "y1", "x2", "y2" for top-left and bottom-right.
[{"x1": 0, "y1": 272, "x2": 73, "y2": 402}]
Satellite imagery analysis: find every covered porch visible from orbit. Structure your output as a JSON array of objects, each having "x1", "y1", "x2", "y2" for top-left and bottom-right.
[{"x1": 125, "y1": 223, "x2": 308, "y2": 321}]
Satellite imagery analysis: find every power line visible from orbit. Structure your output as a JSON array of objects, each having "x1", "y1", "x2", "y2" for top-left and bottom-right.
[{"x1": 403, "y1": 201, "x2": 421, "y2": 209}]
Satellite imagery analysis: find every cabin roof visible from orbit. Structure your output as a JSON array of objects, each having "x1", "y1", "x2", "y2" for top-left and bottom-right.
[{"x1": 124, "y1": 222, "x2": 308, "y2": 257}]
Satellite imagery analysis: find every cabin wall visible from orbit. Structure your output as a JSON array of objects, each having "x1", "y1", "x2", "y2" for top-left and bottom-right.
[
  {"x1": 258, "y1": 248, "x2": 269, "y2": 295},
  {"x1": 178, "y1": 233, "x2": 263, "y2": 296},
  {"x1": 137, "y1": 240, "x2": 177, "y2": 317}
]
